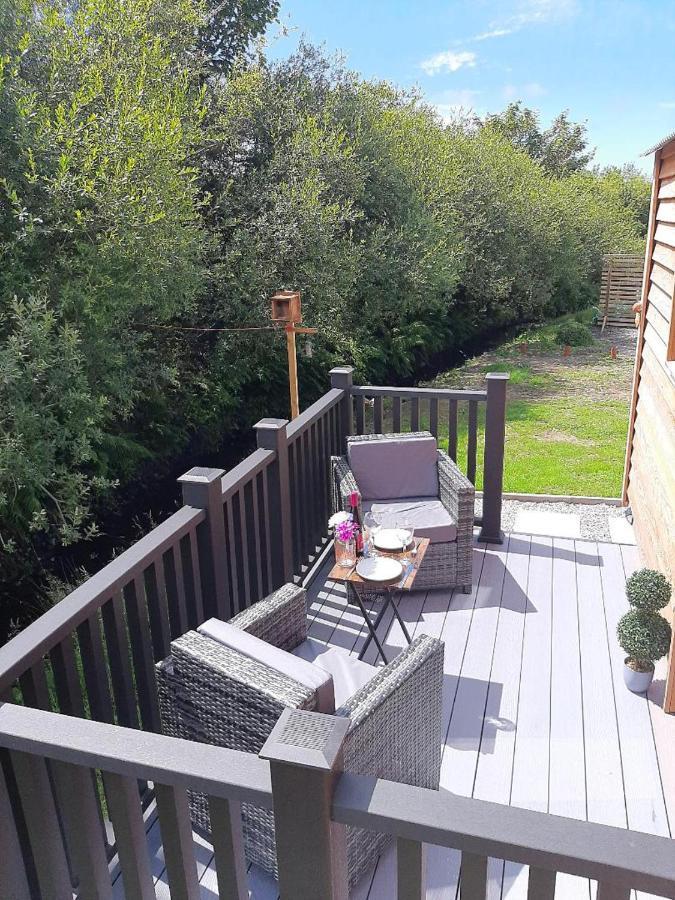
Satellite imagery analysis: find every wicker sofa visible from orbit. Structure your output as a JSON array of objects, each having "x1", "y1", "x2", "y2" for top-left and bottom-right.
[
  {"x1": 156, "y1": 582, "x2": 444, "y2": 889},
  {"x1": 332, "y1": 431, "x2": 475, "y2": 593}
]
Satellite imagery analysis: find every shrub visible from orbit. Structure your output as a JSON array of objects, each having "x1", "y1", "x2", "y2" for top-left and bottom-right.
[
  {"x1": 625, "y1": 569, "x2": 672, "y2": 612},
  {"x1": 617, "y1": 610, "x2": 671, "y2": 670},
  {"x1": 554, "y1": 321, "x2": 594, "y2": 346}
]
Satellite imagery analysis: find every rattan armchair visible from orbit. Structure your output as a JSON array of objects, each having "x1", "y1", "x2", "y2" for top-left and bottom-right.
[
  {"x1": 156, "y1": 582, "x2": 444, "y2": 889},
  {"x1": 332, "y1": 431, "x2": 475, "y2": 593}
]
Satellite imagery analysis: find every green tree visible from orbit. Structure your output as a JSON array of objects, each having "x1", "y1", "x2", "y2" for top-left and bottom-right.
[
  {"x1": 0, "y1": 0, "x2": 208, "y2": 603},
  {"x1": 198, "y1": 0, "x2": 279, "y2": 74},
  {"x1": 0, "y1": 29, "x2": 650, "y2": 628},
  {"x1": 482, "y1": 102, "x2": 594, "y2": 176}
]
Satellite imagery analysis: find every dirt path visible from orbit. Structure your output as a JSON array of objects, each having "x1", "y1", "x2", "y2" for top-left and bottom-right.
[{"x1": 430, "y1": 325, "x2": 636, "y2": 403}]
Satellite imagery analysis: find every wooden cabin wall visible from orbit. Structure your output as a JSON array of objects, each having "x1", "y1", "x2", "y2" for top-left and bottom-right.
[{"x1": 624, "y1": 143, "x2": 675, "y2": 711}]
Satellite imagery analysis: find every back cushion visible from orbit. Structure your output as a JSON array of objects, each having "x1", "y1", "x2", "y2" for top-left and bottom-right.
[
  {"x1": 348, "y1": 436, "x2": 439, "y2": 500},
  {"x1": 198, "y1": 618, "x2": 335, "y2": 713}
]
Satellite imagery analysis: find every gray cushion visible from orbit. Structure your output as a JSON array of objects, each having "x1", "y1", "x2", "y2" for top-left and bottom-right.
[
  {"x1": 348, "y1": 436, "x2": 439, "y2": 500},
  {"x1": 198, "y1": 618, "x2": 335, "y2": 713},
  {"x1": 292, "y1": 639, "x2": 377, "y2": 708},
  {"x1": 363, "y1": 497, "x2": 457, "y2": 544}
]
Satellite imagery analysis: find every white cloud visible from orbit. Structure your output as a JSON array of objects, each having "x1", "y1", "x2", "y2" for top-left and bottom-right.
[
  {"x1": 487, "y1": 0, "x2": 578, "y2": 36},
  {"x1": 434, "y1": 90, "x2": 482, "y2": 121},
  {"x1": 448, "y1": 2, "x2": 577, "y2": 49},
  {"x1": 503, "y1": 82, "x2": 547, "y2": 102},
  {"x1": 509, "y1": 0, "x2": 578, "y2": 27},
  {"x1": 473, "y1": 28, "x2": 514, "y2": 41},
  {"x1": 658, "y1": 101, "x2": 675, "y2": 110},
  {"x1": 420, "y1": 50, "x2": 477, "y2": 76}
]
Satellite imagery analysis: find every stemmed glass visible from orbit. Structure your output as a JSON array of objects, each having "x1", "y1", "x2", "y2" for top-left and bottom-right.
[
  {"x1": 363, "y1": 511, "x2": 381, "y2": 556},
  {"x1": 397, "y1": 521, "x2": 416, "y2": 564}
]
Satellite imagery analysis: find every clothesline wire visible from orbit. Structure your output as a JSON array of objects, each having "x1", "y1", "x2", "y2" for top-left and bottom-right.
[{"x1": 131, "y1": 322, "x2": 280, "y2": 333}]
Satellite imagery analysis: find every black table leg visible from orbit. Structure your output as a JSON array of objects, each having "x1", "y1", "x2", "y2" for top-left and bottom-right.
[
  {"x1": 390, "y1": 593, "x2": 413, "y2": 645},
  {"x1": 349, "y1": 586, "x2": 390, "y2": 664}
]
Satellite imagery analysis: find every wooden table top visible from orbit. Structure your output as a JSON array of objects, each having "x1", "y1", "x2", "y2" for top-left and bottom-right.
[{"x1": 328, "y1": 538, "x2": 430, "y2": 591}]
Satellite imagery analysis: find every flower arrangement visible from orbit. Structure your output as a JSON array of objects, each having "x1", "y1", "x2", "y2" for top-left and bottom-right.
[
  {"x1": 334, "y1": 517, "x2": 360, "y2": 544},
  {"x1": 328, "y1": 510, "x2": 351, "y2": 530},
  {"x1": 329, "y1": 510, "x2": 359, "y2": 567}
]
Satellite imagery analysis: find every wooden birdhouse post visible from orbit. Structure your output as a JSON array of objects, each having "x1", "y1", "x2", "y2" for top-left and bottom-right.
[
  {"x1": 271, "y1": 290, "x2": 302, "y2": 325},
  {"x1": 270, "y1": 290, "x2": 316, "y2": 419}
]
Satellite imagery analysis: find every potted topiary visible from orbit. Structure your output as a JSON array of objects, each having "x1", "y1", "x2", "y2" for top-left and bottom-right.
[{"x1": 617, "y1": 569, "x2": 672, "y2": 693}]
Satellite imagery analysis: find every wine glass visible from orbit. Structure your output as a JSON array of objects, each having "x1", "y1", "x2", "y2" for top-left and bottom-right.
[
  {"x1": 397, "y1": 520, "x2": 415, "y2": 562},
  {"x1": 363, "y1": 510, "x2": 381, "y2": 556}
]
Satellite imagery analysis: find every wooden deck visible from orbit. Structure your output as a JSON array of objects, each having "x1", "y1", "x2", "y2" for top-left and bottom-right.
[{"x1": 114, "y1": 531, "x2": 675, "y2": 899}]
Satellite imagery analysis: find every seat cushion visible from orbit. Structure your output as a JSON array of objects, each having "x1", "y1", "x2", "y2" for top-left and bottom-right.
[
  {"x1": 292, "y1": 639, "x2": 377, "y2": 708},
  {"x1": 363, "y1": 497, "x2": 457, "y2": 544},
  {"x1": 198, "y1": 619, "x2": 335, "y2": 713},
  {"x1": 348, "y1": 436, "x2": 439, "y2": 500}
]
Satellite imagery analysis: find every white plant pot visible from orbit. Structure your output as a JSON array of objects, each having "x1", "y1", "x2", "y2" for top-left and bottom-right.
[{"x1": 623, "y1": 659, "x2": 654, "y2": 693}]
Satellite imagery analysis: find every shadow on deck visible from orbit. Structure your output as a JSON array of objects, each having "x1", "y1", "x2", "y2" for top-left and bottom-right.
[{"x1": 114, "y1": 531, "x2": 675, "y2": 900}]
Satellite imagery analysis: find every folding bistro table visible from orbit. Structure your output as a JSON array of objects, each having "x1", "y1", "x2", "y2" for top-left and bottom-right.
[{"x1": 327, "y1": 538, "x2": 430, "y2": 664}]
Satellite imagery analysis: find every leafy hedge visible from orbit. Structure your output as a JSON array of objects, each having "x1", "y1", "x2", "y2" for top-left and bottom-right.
[
  {"x1": 554, "y1": 321, "x2": 595, "y2": 347},
  {"x1": 0, "y1": 1, "x2": 650, "y2": 616}
]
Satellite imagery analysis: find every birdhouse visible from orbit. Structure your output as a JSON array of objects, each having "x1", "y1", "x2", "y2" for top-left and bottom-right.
[{"x1": 271, "y1": 290, "x2": 302, "y2": 323}]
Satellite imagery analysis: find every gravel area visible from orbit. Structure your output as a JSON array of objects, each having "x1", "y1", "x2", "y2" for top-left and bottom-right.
[{"x1": 476, "y1": 497, "x2": 630, "y2": 542}]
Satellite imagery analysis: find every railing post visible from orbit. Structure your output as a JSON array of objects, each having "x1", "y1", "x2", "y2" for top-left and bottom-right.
[
  {"x1": 9, "y1": 750, "x2": 72, "y2": 899},
  {"x1": 178, "y1": 467, "x2": 230, "y2": 620},
  {"x1": 478, "y1": 373, "x2": 509, "y2": 544},
  {"x1": 255, "y1": 418, "x2": 294, "y2": 587},
  {"x1": 330, "y1": 366, "x2": 354, "y2": 450},
  {"x1": 260, "y1": 709, "x2": 350, "y2": 900},
  {"x1": 0, "y1": 751, "x2": 32, "y2": 900}
]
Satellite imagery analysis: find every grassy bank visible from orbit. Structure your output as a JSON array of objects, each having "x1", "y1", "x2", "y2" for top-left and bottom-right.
[{"x1": 424, "y1": 315, "x2": 636, "y2": 497}]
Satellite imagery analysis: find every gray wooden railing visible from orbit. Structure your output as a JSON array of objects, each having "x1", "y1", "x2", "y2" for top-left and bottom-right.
[
  {"x1": 2, "y1": 704, "x2": 675, "y2": 900},
  {"x1": 0, "y1": 363, "x2": 513, "y2": 897},
  {"x1": 0, "y1": 701, "x2": 272, "y2": 899},
  {"x1": 348, "y1": 371, "x2": 508, "y2": 543}
]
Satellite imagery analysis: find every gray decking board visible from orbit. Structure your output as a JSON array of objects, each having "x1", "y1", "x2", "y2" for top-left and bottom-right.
[{"x1": 114, "y1": 534, "x2": 671, "y2": 900}]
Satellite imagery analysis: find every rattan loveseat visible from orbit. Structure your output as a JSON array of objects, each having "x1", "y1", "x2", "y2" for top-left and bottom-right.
[
  {"x1": 332, "y1": 431, "x2": 474, "y2": 593},
  {"x1": 156, "y1": 582, "x2": 444, "y2": 888}
]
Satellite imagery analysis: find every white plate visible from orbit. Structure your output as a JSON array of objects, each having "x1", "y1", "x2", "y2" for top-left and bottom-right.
[
  {"x1": 355, "y1": 557, "x2": 403, "y2": 583},
  {"x1": 373, "y1": 528, "x2": 408, "y2": 551}
]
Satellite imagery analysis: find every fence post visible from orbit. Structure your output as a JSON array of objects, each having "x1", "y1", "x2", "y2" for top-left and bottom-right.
[
  {"x1": 260, "y1": 709, "x2": 350, "y2": 900},
  {"x1": 330, "y1": 366, "x2": 354, "y2": 450},
  {"x1": 255, "y1": 419, "x2": 294, "y2": 587},
  {"x1": 479, "y1": 373, "x2": 509, "y2": 544},
  {"x1": 178, "y1": 467, "x2": 230, "y2": 620}
]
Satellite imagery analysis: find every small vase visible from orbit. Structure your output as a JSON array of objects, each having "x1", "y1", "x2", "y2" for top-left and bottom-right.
[
  {"x1": 623, "y1": 658, "x2": 654, "y2": 693},
  {"x1": 335, "y1": 538, "x2": 356, "y2": 568}
]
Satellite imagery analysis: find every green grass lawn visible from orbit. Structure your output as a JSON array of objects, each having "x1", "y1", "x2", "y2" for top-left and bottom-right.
[
  {"x1": 420, "y1": 314, "x2": 634, "y2": 498},
  {"x1": 379, "y1": 397, "x2": 628, "y2": 497}
]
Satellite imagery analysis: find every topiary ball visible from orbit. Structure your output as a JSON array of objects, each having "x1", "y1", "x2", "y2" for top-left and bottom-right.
[
  {"x1": 625, "y1": 569, "x2": 672, "y2": 612},
  {"x1": 617, "y1": 609, "x2": 671, "y2": 666}
]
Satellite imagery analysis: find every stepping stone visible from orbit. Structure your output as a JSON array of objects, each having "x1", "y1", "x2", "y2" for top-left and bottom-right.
[
  {"x1": 609, "y1": 516, "x2": 637, "y2": 545},
  {"x1": 513, "y1": 509, "x2": 581, "y2": 538}
]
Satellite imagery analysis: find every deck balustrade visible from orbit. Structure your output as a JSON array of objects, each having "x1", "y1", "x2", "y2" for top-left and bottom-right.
[{"x1": 1, "y1": 365, "x2": 673, "y2": 899}]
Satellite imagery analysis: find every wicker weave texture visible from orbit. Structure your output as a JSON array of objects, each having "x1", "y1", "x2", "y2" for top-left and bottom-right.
[
  {"x1": 156, "y1": 583, "x2": 444, "y2": 888},
  {"x1": 339, "y1": 634, "x2": 444, "y2": 884},
  {"x1": 332, "y1": 431, "x2": 474, "y2": 591},
  {"x1": 156, "y1": 583, "x2": 313, "y2": 875}
]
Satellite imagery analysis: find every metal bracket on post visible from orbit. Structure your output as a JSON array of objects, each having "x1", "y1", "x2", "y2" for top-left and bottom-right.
[
  {"x1": 260, "y1": 709, "x2": 351, "y2": 900},
  {"x1": 330, "y1": 366, "x2": 354, "y2": 450},
  {"x1": 478, "y1": 373, "x2": 508, "y2": 545},
  {"x1": 178, "y1": 467, "x2": 229, "y2": 620},
  {"x1": 254, "y1": 419, "x2": 294, "y2": 587}
]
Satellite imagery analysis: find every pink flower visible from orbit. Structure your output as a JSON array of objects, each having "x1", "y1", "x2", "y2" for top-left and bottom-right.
[{"x1": 335, "y1": 519, "x2": 359, "y2": 543}]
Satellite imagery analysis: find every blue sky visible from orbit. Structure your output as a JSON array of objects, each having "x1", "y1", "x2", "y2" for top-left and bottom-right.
[{"x1": 266, "y1": 1, "x2": 675, "y2": 174}]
